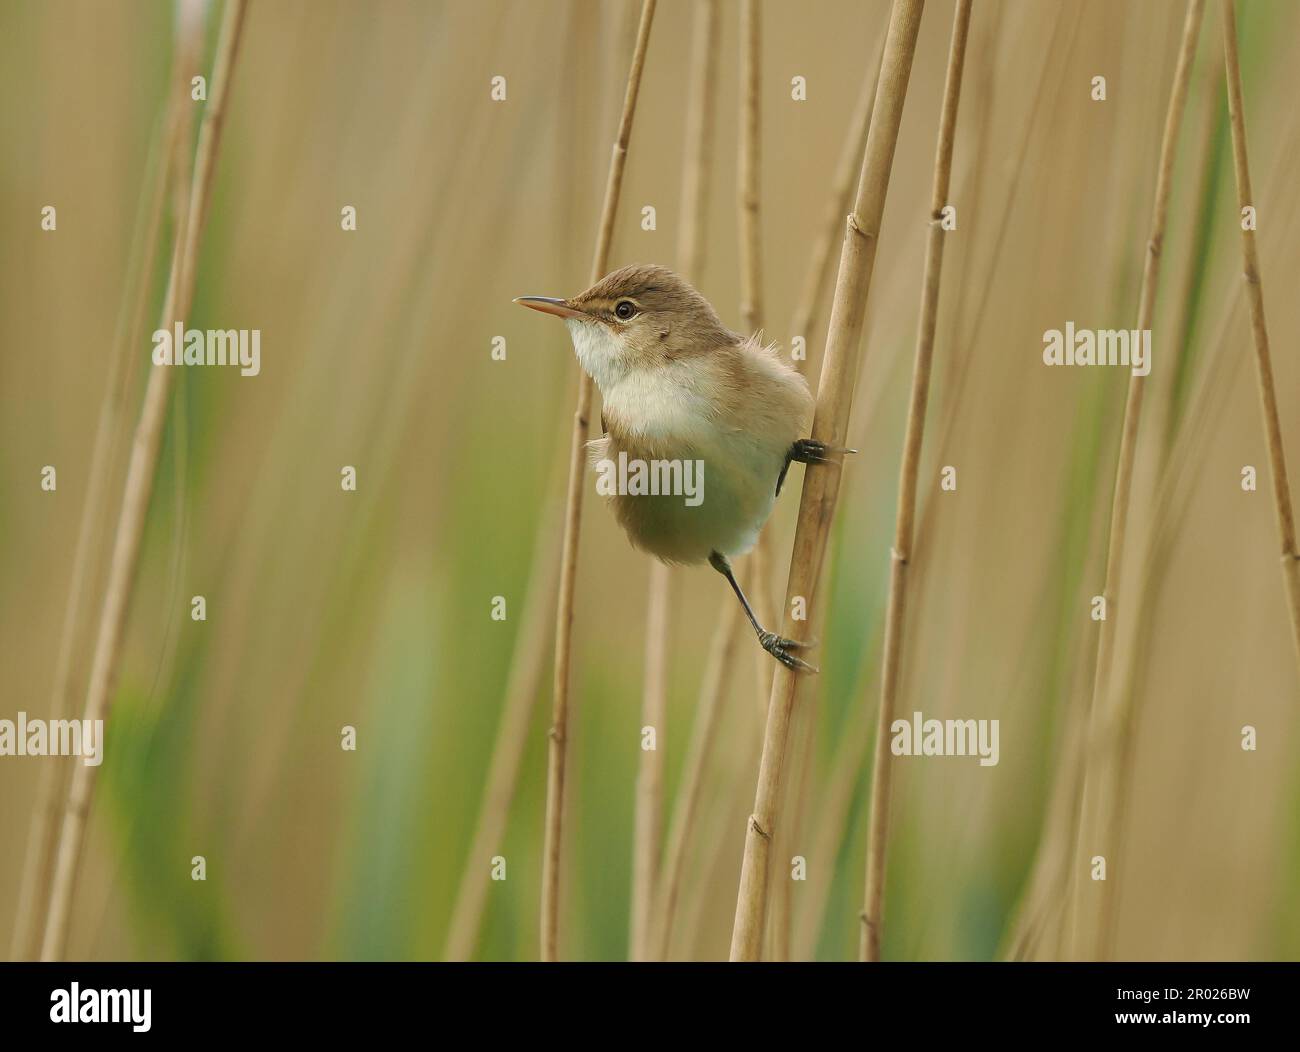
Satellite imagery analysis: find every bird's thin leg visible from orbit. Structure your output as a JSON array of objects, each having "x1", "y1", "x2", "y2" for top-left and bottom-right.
[
  {"x1": 708, "y1": 551, "x2": 818, "y2": 673},
  {"x1": 776, "y1": 438, "x2": 859, "y2": 496}
]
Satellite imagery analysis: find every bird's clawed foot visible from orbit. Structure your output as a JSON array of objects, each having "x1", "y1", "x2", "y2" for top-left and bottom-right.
[
  {"x1": 778, "y1": 438, "x2": 858, "y2": 495},
  {"x1": 758, "y1": 630, "x2": 820, "y2": 673},
  {"x1": 791, "y1": 437, "x2": 858, "y2": 466},
  {"x1": 709, "y1": 549, "x2": 821, "y2": 673}
]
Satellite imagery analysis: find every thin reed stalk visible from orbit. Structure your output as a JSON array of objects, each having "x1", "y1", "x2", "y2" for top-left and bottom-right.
[
  {"x1": 789, "y1": 35, "x2": 887, "y2": 374},
  {"x1": 737, "y1": 0, "x2": 779, "y2": 719},
  {"x1": 795, "y1": 711, "x2": 871, "y2": 959},
  {"x1": 630, "y1": 563, "x2": 669, "y2": 959},
  {"x1": 728, "y1": 0, "x2": 925, "y2": 962},
  {"x1": 1220, "y1": 0, "x2": 1300, "y2": 672},
  {"x1": 860, "y1": 0, "x2": 972, "y2": 963},
  {"x1": 39, "y1": 0, "x2": 250, "y2": 962},
  {"x1": 767, "y1": 674, "x2": 815, "y2": 960},
  {"x1": 654, "y1": 1, "x2": 885, "y2": 962},
  {"x1": 652, "y1": 600, "x2": 741, "y2": 959},
  {"x1": 677, "y1": 0, "x2": 718, "y2": 286},
  {"x1": 1010, "y1": 223, "x2": 1271, "y2": 959},
  {"x1": 768, "y1": 531, "x2": 838, "y2": 960},
  {"x1": 989, "y1": 8, "x2": 1125, "y2": 964},
  {"x1": 1095, "y1": 44, "x2": 1224, "y2": 962},
  {"x1": 1068, "y1": 0, "x2": 1204, "y2": 962},
  {"x1": 541, "y1": 0, "x2": 657, "y2": 962},
  {"x1": 8, "y1": 60, "x2": 188, "y2": 964},
  {"x1": 631, "y1": 0, "x2": 717, "y2": 964},
  {"x1": 442, "y1": 0, "x2": 597, "y2": 963},
  {"x1": 1092, "y1": 168, "x2": 1300, "y2": 956},
  {"x1": 767, "y1": 22, "x2": 887, "y2": 959},
  {"x1": 735, "y1": 5, "x2": 782, "y2": 917},
  {"x1": 737, "y1": 0, "x2": 762, "y2": 346},
  {"x1": 442, "y1": 503, "x2": 560, "y2": 960}
]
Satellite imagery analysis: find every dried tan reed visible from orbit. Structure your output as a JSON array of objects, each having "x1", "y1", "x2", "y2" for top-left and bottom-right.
[
  {"x1": 1095, "y1": 40, "x2": 1225, "y2": 963},
  {"x1": 652, "y1": 600, "x2": 741, "y2": 959},
  {"x1": 1220, "y1": 0, "x2": 1300, "y2": 671},
  {"x1": 630, "y1": 0, "x2": 718, "y2": 964},
  {"x1": 1068, "y1": 0, "x2": 1204, "y2": 962},
  {"x1": 677, "y1": 0, "x2": 718, "y2": 286},
  {"x1": 441, "y1": 0, "x2": 598, "y2": 963},
  {"x1": 8, "y1": 45, "x2": 192, "y2": 962},
  {"x1": 541, "y1": 0, "x2": 657, "y2": 962},
  {"x1": 728, "y1": 0, "x2": 925, "y2": 962},
  {"x1": 737, "y1": 0, "x2": 780, "y2": 720},
  {"x1": 40, "y1": 0, "x2": 250, "y2": 962},
  {"x1": 789, "y1": 36, "x2": 887, "y2": 374},
  {"x1": 442, "y1": 502, "x2": 560, "y2": 961},
  {"x1": 631, "y1": 561, "x2": 669, "y2": 960},
  {"x1": 860, "y1": 0, "x2": 973, "y2": 963}
]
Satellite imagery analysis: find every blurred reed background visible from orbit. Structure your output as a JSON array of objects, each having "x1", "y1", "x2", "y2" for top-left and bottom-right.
[{"x1": 1, "y1": 0, "x2": 1298, "y2": 961}]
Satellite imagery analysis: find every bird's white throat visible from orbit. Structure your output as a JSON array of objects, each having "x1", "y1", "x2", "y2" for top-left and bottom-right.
[
  {"x1": 564, "y1": 318, "x2": 629, "y2": 394},
  {"x1": 564, "y1": 318, "x2": 718, "y2": 451}
]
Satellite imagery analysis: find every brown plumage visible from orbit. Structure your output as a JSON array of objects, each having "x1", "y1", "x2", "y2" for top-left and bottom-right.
[{"x1": 517, "y1": 264, "x2": 833, "y2": 671}]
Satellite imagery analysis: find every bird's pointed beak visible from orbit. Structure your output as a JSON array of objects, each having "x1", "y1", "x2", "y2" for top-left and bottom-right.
[{"x1": 514, "y1": 296, "x2": 585, "y2": 321}]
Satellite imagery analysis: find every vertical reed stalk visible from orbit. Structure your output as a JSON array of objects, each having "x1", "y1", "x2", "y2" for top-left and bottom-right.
[
  {"x1": 655, "y1": 2, "x2": 881, "y2": 962},
  {"x1": 630, "y1": 563, "x2": 669, "y2": 959},
  {"x1": 542, "y1": 0, "x2": 657, "y2": 962},
  {"x1": 442, "y1": 501, "x2": 560, "y2": 960},
  {"x1": 652, "y1": 605, "x2": 740, "y2": 960},
  {"x1": 735, "y1": 0, "x2": 785, "y2": 958},
  {"x1": 768, "y1": 23, "x2": 887, "y2": 959},
  {"x1": 677, "y1": 0, "x2": 717, "y2": 287},
  {"x1": 860, "y1": 0, "x2": 972, "y2": 963},
  {"x1": 631, "y1": 0, "x2": 716, "y2": 964},
  {"x1": 737, "y1": 0, "x2": 779, "y2": 719},
  {"x1": 1220, "y1": 0, "x2": 1300, "y2": 671},
  {"x1": 39, "y1": 0, "x2": 250, "y2": 963},
  {"x1": 794, "y1": 711, "x2": 871, "y2": 959},
  {"x1": 737, "y1": 0, "x2": 763, "y2": 351},
  {"x1": 789, "y1": 35, "x2": 887, "y2": 372},
  {"x1": 728, "y1": 0, "x2": 925, "y2": 962},
  {"x1": 1096, "y1": 44, "x2": 1223, "y2": 962},
  {"x1": 988, "y1": 7, "x2": 1117, "y2": 963},
  {"x1": 1068, "y1": 0, "x2": 1204, "y2": 962},
  {"x1": 767, "y1": 678, "x2": 815, "y2": 960},
  {"x1": 442, "y1": 0, "x2": 597, "y2": 963},
  {"x1": 8, "y1": 50, "x2": 190, "y2": 964}
]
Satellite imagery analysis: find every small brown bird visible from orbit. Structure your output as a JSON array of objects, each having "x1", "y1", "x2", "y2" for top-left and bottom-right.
[{"x1": 516, "y1": 263, "x2": 850, "y2": 671}]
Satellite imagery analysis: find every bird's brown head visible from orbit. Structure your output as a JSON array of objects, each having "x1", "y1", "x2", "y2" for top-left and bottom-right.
[{"x1": 515, "y1": 264, "x2": 737, "y2": 388}]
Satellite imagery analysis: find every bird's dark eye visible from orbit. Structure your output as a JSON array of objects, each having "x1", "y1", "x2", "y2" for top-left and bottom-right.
[{"x1": 615, "y1": 300, "x2": 637, "y2": 320}]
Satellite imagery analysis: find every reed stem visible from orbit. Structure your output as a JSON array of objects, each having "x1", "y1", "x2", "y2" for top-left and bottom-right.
[
  {"x1": 789, "y1": 36, "x2": 887, "y2": 373},
  {"x1": 8, "y1": 50, "x2": 188, "y2": 963},
  {"x1": 1068, "y1": 0, "x2": 1204, "y2": 961},
  {"x1": 442, "y1": 502, "x2": 561, "y2": 960},
  {"x1": 630, "y1": 0, "x2": 717, "y2": 964},
  {"x1": 631, "y1": 561, "x2": 669, "y2": 960},
  {"x1": 1220, "y1": 0, "x2": 1300, "y2": 671},
  {"x1": 39, "y1": 0, "x2": 250, "y2": 962},
  {"x1": 1096, "y1": 38, "x2": 1224, "y2": 962},
  {"x1": 541, "y1": 0, "x2": 657, "y2": 962},
  {"x1": 728, "y1": 0, "x2": 925, "y2": 962},
  {"x1": 653, "y1": 600, "x2": 741, "y2": 959},
  {"x1": 860, "y1": 0, "x2": 972, "y2": 963},
  {"x1": 737, "y1": 0, "x2": 780, "y2": 721}
]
